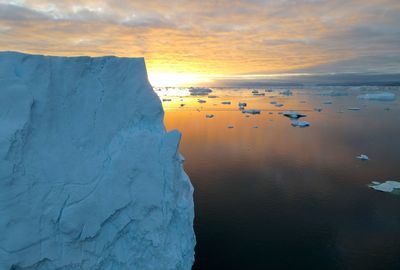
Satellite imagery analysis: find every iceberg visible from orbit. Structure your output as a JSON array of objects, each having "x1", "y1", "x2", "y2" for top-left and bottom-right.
[
  {"x1": 242, "y1": 109, "x2": 261, "y2": 115},
  {"x1": 282, "y1": 111, "x2": 307, "y2": 119},
  {"x1": 368, "y1": 181, "x2": 400, "y2": 194},
  {"x1": 0, "y1": 52, "x2": 195, "y2": 269},
  {"x1": 280, "y1": 89, "x2": 293, "y2": 96},
  {"x1": 189, "y1": 87, "x2": 212, "y2": 96},
  {"x1": 356, "y1": 154, "x2": 369, "y2": 161},
  {"x1": 291, "y1": 121, "x2": 310, "y2": 127},
  {"x1": 357, "y1": 92, "x2": 396, "y2": 101},
  {"x1": 319, "y1": 91, "x2": 349, "y2": 96}
]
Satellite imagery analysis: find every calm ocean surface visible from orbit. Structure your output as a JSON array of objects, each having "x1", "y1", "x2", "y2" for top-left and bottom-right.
[{"x1": 158, "y1": 86, "x2": 400, "y2": 270}]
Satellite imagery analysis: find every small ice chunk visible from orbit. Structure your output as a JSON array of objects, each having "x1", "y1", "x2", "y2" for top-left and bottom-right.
[
  {"x1": 198, "y1": 99, "x2": 207, "y2": 103},
  {"x1": 206, "y1": 114, "x2": 214, "y2": 118},
  {"x1": 283, "y1": 111, "x2": 307, "y2": 119},
  {"x1": 368, "y1": 181, "x2": 400, "y2": 193},
  {"x1": 270, "y1": 101, "x2": 277, "y2": 104},
  {"x1": 208, "y1": 95, "x2": 218, "y2": 98},
  {"x1": 357, "y1": 92, "x2": 396, "y2": 101},
  {"x1": 238, "y1": 102, "x2": 247, "y2": 109},
  {"x1": 275, "y1": 103, "x2": 284, "y2": 107},
  {"x1": 348, "y1": 107, "x2": 361, "y2": 111},
  {"x1": 253, "y1": 93, "x2": 265, "y2": 96},
  {"x1": 314, "y1": 107, "x2": 322, "y2": 112},
  {"x1": 268, "y1": 112, "x2": 273, "y2": 115},
  {"x1": 265, "y1": 89, "x2": 273, "y2": 92},
  {"x1": 356, "y1": 154, "x2": 369, "y2": 161},
  {"x1": 242, "y1": 109, "x2": 261, "y2": 114},
  {"x1": 280, "y1": 89, "x2": 293, "y2": 96},
  {"x1": 227, "y1": 124, "x2": 234, "y2": 128},
  {"x1": 252, "y1": 89, "x2": 259, "y2": 94},
  {"x1": 252, "y1": 125, "x2": 259, "y2": 128},
  {"x1": 221, "y1": 101, "x2": 231, "y2": 105},
  {"x1": 291, "y1": 120, "x2": 310, "y2": 127}
]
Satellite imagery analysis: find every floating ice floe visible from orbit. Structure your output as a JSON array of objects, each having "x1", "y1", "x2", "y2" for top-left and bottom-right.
[
  {"x1": 356, "y1": 154, "x2": 369, "y2": 161},
  {"x1": 238, "y1": 102, "x2": 247, "y2": 109},
  {"x1": 314, "y1": 107, "x2": 322, "y2": 112},
  {"x1": 206, "y1": 114, "x2": 214, "y2": 118},
  {"x1": 189, "y1": 87, "x2": 212, "y2": 96},
  {"x1": 275, "y1": 103, "x2": 284, "y2": 107},
  {"x1": 348, "y1": 107, "x2": 361, "y2": 111},
  {"x1": 198, "y1": 99, "x2": 206, "y2": 103},
  {"x1": 357, "y1": 92, "x2": 396, "y2": 101},
  {"x1": 291, "y1": 120, "x2": 310, "y2": 127},
  {"x1": 283, "y1": 111, "x2": 307, "y2": 119},
  {"x1": 280, "y1": 89, "x2": 293, "y2": 96},
  {"x1": 227, "y1": 124, "x2": 234, "y2": 128},
  {"x1": 221, "y1": 101, "x2": 231, "y2": 105},
  {"x1": 320, "y1": 91, "x2": 349, "y2": 96},
  {"x1": 368, "y1": 181, "x2": 400, "y2": 194},
  {"x1": 242, "y1": 109, "x2": 261, "y2": 114}
]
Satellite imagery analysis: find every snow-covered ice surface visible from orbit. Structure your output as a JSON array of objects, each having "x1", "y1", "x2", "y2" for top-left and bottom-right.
[{"x1": 0, "y1": 52, "x2": 195, "y2": 270}]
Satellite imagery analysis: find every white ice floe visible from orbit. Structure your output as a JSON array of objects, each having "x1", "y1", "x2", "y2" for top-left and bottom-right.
[
  {"x1": 242, "y1": 109, "x2": 261, "y2": 114},
  {"x1": 280, "y1": 89, "x2": 293, "y2": 96},
  {"x1": 206, "y1": 114, "x2": 214, "y2": 118},
  {"x1": 189, "y1": 87, "x2": 212, "y2": 96},
  {"x1": 221, "y1": 101, "x2": 231, "y2": 104},
  {"x1": 0, "y1": 52, "x2": 195, "y2": 270},
  {"x1": 368, "y1": 181, "x2": 400, "y2": 193},
  {"x1": 356, "y1": 154, "x2": 369, "y2": 161},
  {"x1": 357, "y1": 92, "x2": 396, "y2": 101},
  {"x1": 283, "y1": 111, "x2": 307, "y2": 119},
  {"x1": 291, "y1": 120, "x2": 310, "y2": 127}
]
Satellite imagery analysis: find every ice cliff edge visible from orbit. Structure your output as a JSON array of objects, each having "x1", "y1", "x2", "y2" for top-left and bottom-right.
[{"x1": 0, "y1": 52, "x2": 195, "y2": 269}]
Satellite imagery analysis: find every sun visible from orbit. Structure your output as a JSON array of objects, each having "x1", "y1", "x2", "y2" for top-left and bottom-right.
[{"x1": 148, "y1": 72, "x2": 210, "y2": 87}]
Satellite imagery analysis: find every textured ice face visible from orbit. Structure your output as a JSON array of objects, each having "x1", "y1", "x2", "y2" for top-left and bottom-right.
[{"x1": 0, "y1": 52, "x2": 195, "y2": 269}]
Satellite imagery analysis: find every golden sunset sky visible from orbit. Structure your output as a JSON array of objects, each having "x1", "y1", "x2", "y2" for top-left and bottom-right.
[{"x1": 1, "y1": 0, "x2": 399, "y2": 86}]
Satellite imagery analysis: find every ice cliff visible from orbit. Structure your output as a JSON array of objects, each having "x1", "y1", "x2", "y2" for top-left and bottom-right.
[{"x1": 0, "y1": 52, "x2": 195, "y2": 269}]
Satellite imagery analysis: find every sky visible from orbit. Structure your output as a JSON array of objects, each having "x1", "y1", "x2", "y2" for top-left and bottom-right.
[{"x1": 0, "y1": 0, "x2": 399, "y2": 86}]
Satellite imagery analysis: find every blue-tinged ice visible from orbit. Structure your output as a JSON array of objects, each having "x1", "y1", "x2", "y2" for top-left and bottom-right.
[{"x1": 0, "y1": 52, "x2": 195, "y2": 270}]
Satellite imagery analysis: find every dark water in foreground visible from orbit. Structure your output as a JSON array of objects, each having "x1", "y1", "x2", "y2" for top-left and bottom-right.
[{"x1": 159, "y1": 87, "x2": 400, "y2": 270}]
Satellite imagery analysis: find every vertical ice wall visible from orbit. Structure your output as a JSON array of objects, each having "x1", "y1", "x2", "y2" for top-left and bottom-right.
[{"x1": 0, "y1": 52, "x2": 195, "y2": 269}]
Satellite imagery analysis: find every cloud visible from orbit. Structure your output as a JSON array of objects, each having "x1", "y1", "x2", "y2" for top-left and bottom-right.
[{"x1": 0, "y1": 0, "x2": 399, "y2": 80}]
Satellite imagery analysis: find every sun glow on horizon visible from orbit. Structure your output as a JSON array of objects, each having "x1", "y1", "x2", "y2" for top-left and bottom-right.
[{"x1": 148, "y1": 72, "x2": 212, "y2": 87}]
